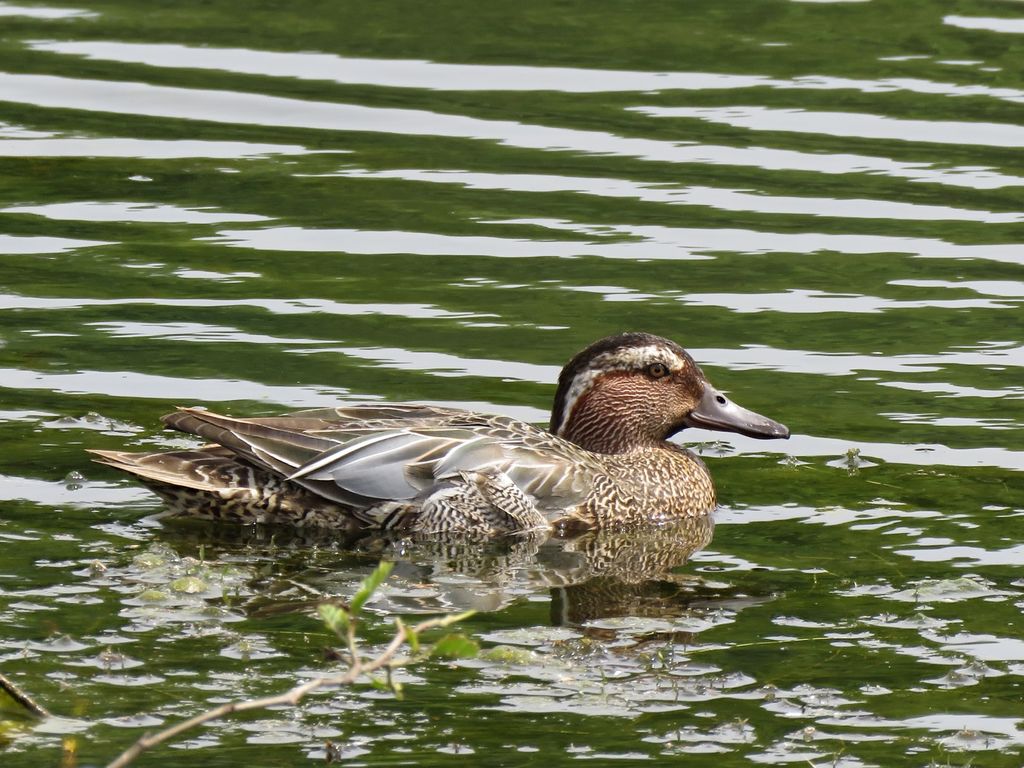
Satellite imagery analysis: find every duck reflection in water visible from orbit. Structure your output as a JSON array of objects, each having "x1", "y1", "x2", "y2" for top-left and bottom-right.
[
  {"x1": 384, "y1": 515, "x2": 725, "y2": 631},
  {"x1": 166, "y1": 512, "x2": 768, "y2": 641}
]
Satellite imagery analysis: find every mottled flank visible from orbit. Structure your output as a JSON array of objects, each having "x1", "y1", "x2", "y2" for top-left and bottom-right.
[
  {"x1": 91, "y1": 333, "x2": 789, "y2": 535},
  {"x1": 91, "y1": 448, "x2": 361, "y2": 532}
]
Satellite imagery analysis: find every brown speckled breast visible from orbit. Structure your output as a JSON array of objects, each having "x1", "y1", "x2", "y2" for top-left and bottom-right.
[{"x1": 556, "y1": 445, "x2": 715, "y2": 530}]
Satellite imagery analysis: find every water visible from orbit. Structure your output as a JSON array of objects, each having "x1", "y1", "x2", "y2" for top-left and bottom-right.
[{"x1": 1, "y1": 0, "x2": 1022, "y2": 765}]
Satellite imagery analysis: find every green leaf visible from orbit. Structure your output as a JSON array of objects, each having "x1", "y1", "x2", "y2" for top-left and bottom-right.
[
  {"x1": 169, "y1": 576, "x2": 206, "y2": 594},
  {"x1": 434, "y1": 609, "x2": 477, "y2": 628},
  {"x1": 368, "y1": 673, "x2": 403, "y2": 699},
  {"x1": 398, "y1": 618, "x2": 420, "y2": 654},
  {"x1": 318, "y1": 603, "x2": 350, "y2": 635},
  {"x1": 350, "y1": 561, "x2": 394, "y2": 616},
  {"x1": 386, "y1": 667, "x2": 405, "y2": 700},
  {"x1": 430, "y1": 633, "x2": 479, "y2": 660}
]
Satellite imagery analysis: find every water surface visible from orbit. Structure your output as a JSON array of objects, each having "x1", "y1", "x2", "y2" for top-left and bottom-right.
[{"x1": 1, "y1": 1, "x2": 1023, "y2": 765}]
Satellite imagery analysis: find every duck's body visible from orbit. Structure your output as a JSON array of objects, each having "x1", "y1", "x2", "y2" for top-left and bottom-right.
[{"x1": 91, "y1": 333, "x2": 789, "y2": 534}]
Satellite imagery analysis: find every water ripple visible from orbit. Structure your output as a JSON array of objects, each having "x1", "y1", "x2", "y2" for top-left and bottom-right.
[
  {"x1": 332, "y1": 168, "x2": 1022, "y2": 223},
  {"x1": 0, "y1": 136, "x2": 311, "y2": 158},
  {"x1": 945, "y1": 15, "x2": 1024, "y2": 35},
  {"x1": 0, "y1": 293, "x2": 480, "y2": 320},
  {"x1": 0, "y1": 73, "x2": 1016, "y2": 188},
  {"x1": 0, "y1": 234, "x2": 109, "y2": 253},
  {"x1": 503, "y1": 219, "x2": 1024, "y2": 263},
  {"x1": 31, "y1": 39, "x2": 1024, "y2": 106},
  {"x1": 0, "y1": 3, "x2": 93, "y2": 19},
  {"x1": 0, "y1": 367, "x2": 357, "y2": 406},
  {"x1": 634, "y1": 105, "x2": 1024, "y2": 148},
  {"x1": 211, "y1": 225, "x2": 714, "y2": 261},
  {"x1": 680, "y1": 289, "x2": 1014, "y2": 313},
  {"x1": 4, "y1": 201, "x2": 269, "y2": 224}
]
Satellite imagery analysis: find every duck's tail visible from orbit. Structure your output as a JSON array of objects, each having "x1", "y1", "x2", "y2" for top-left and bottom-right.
[{"x1": 88, "y1": 447, "x2": 358, "y2": 530}]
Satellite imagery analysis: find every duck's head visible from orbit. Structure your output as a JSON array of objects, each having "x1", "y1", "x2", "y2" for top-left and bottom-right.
[{"x1": 550, "y1": 332, "x2": 789, "y2": 453}]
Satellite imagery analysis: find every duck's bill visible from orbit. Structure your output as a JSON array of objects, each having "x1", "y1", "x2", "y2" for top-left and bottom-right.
[{"x1": 683, "y1": 385, "x2": 790, "y2": 440}]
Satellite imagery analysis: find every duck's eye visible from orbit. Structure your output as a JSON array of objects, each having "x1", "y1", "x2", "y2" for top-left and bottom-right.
[{"x1": 646, "y1": 362, "x2": 670, "y2": 379}]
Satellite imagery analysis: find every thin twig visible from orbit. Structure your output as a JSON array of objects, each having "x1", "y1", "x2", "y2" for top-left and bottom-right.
[
  {"x1": 106, "y1": 612, "x2": 469, "y2": 768},
  {"x1": 344, "y1": 616, "x2": 362, "y2": 667},
  {"x1": 0, "y1": 671, "x2": 49, "y2": 718}
]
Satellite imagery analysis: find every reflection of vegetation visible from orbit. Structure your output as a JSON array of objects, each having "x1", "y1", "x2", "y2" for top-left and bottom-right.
[{"x1": 107, "y1": 561, "x2": 477, "y2": 768}]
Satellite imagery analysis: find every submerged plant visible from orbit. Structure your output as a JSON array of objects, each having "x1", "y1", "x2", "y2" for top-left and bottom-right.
[{"x1": 106, "y1": 560, "x2": 477, "y2": 768}]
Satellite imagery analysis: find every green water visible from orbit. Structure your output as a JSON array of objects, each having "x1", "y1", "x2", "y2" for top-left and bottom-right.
[{"x1": 1, "y1": 0, "x2": 1023, "y2": 765}]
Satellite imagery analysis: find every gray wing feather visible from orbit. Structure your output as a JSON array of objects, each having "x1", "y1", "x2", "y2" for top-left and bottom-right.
[
  {"x1": 432, "y1": 436, "x2": 508, "y2": 477},
  {"x1": 320, "y1": 432, "x2": 455, "y2": 500},
  {"x1": 290, "y1": 430, "x2": 512, "y2": 501},
  {"x1": 161, "y1": 405, "x2": 598, "y2": 510},
  {"x1": 287, "y1": 432, "x2": 403, "y2": 481}
]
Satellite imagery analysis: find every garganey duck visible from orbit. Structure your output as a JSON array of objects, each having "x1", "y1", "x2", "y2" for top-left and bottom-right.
[{"x1": 90, "y1": 332, "x2": 789, "y2": 534}]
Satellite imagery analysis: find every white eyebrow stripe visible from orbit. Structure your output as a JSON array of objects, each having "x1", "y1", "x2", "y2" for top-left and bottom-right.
[{"x1": 591, "y1": 344, "x2": 686, "y2": 370}]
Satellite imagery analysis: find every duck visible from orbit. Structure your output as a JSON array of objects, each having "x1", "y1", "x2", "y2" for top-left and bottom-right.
[{"x1": 90, "y1": 332, "x2": 789, "y2": 535}]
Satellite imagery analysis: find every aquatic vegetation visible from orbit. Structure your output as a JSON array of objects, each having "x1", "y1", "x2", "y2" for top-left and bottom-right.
[{"x1": 105, "y1": 561, "x2": 477, "y2": 767}]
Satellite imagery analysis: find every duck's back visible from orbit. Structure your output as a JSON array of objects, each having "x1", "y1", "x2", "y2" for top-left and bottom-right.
[{"x1": 96, "y1": 404, "x2": 604, "y2": 532}]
